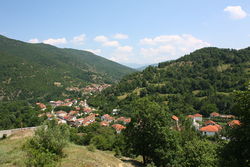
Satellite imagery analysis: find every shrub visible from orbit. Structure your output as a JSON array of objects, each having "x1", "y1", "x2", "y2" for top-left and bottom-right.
[{"x1": 24, "y1": 121, "x2": 70, "y2": 166}]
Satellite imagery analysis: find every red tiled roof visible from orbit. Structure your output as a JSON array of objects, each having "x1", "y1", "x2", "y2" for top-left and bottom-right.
[
  {"x1": 172, "y1": 115, "x2": 179, "y2": 121},
  {"x1": 214, "y1": 124, "x2": 222, "y2": 130},
  {"x1": 36, "y1": 103, "x2": 46, "y2": 109},
  {"x1": 46, "y1": 113, "x2": 53, "y2": 118},
  {"x1": 187, "y1": 115, "x2": 194, "y2": 118},
  {"x1": 199, "y1": 125, "x2": 220, "y2": 132},
  {"x1": 83, "y1": 107, "x2": 92, "y2": 113},
  {"x1": 75, "y1": 107, "x2": 80, "y2": 111},
  {"x1": 112, "y1": 124, "x2": 126, "y2": 131},
  {"x1": 69, "y1": 110, "x2": 78, "y2": 115},
  {"x1": 210, "y1": 112, "x2": 220, "y2": 117},
  {"x1": 228, "y1": 120, "x2": 241, "y2": 126},
  {"x1": 193, "y1": 113, "x2": 203, "y2": 117},
  {"x1": 204, "y1": 120, "x2": 216, "y2": 125},
  {"x1": 100, "y1": 121, "x2": 109, "y2": 126},
  {"x1": 102, "y1": 114, "x2": 114, "y2": 121},
  {"x1": 116, "y1": 117, "x2": 131, "y2": 123}
]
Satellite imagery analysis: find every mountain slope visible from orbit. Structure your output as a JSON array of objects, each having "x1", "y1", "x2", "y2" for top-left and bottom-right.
[
  {"x1": 0, "y1": 35, "x2": 136, "y2": 101},
  {"x1": 89, "y1": 47, "x2": 250, "y2": 117}
]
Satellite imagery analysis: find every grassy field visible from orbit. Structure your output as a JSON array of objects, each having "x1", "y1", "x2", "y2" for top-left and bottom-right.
[{"x1": 0, "y1": 129, "x2": 141, "y2": 167}]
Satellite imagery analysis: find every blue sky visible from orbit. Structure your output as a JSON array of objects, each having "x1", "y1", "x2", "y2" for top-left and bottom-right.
[{"x1": 1, "y1": 0, "x2": 250, "y2": 68}]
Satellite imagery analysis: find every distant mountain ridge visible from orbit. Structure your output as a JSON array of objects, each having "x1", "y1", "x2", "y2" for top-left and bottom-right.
[
  {"x1": 136, "y1": 63, "x2": 158, "y2": 71},
  {"x1": 0, "y1": 35, "x2": 136, "y2": 101}
]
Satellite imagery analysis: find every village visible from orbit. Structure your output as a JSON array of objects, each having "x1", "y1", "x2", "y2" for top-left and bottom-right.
[
  {"x1": 36, "y1": 98, "x2": 131, "y2": 134},
  {"x1": 36, "y1": 98, "x2": 240, "y2": 137}
]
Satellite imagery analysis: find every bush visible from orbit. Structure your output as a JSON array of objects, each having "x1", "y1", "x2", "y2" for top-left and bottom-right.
[
  {"x1": 87, "y1": 144, "x2": 96, "y2": 152},
  {"x1": 24, "y1": 121, "x2": 70, "y2": 166}
]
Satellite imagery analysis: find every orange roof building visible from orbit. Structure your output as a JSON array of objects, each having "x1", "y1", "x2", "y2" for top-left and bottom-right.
[
  {"x1": 112, "y1": 124, "x2": 126, "y2": 133},
  {"x1": 193, "y1": 113, "x2": 203, "y2": 117},
  {"x1": 100, "y1": 121, "x2": 109, "y2": 126},
  {"x1": 116, "y1": 117, "x2": 131, "y2": 124},
  {"x1": 228, "y1": 120, "x2": 241, "y2": 127},
  {"x1": 204, "y1": 120, "x2": 216, "y2": 125},
  {"x1": 199, "y1": 125, "x2": 221, "y2": 136},
  {"x1": 36, "y1": 103, "x2": 46, "y2": 110},
  {"x1": 210, "y1": 112, "x2": 220, "y2": 117},
  {"x1": 101, "y1": 114, "x2": 115, "y2": 122},
  {"x1": 172, "y1": 115, "x2": 179, "y2": 121}
]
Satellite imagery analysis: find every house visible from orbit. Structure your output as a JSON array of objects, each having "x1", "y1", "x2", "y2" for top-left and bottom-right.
[
  {"x1": 171, "y1": 115, "x2": 180, "y2": 130},
  {"x1": 36, "y1": 103, "x2": 46, "y2": 111},
  {"x1": 69, "y1": 110, "x2": 78, "y2": 116},
  {"x1": 193, "y1": 113, "x2": 203, "y2": 122},
  {"x1": 46, "y1": 113, "x2": 54, "y2": 120},
  {"x1": 210, "y1": 112, "x2": 220, "y2": 118},
  {"x1": 72, "y1": 99, "x2": 78, "y2": 105},
  {"x1": 82, "y1": 114, "x2": 96, "y2": 126},
  {"x1": 100, "y1": 121, "x2": 109, "y2": 127},
  {"x1": 112, "y1": 109, "x2": 119, "y2": 115},
  {"x1": 55, "y1": 111, "x2": 68, "y2": 118},
  {"x1": 83, "y1": 107, "x2": 92, "y2": 114},
  {"x1": 57, "y1": 119, "x2": 67, "y2": 124},
  {"x1": 228, "y1": 120, "x2": 240, "y2": 127},
  {"x1": 101, "y1": 114, "x2": 114, "y2": 123},
  {"x1": 199, "y1": 125, "x2": 220, "y2": 136},
  {"x1": 220, "y1": 114, "x2": 235, "y2": 119},
  {"x1": 50, "y1": 100, "x2": 64, "y2": 107},
  {"x1": 62, "y1": 102, "x2": 73, "y2": 107},
  {"x1": 64, "y1": 98, "x2": 71, "y2": 103},
  {"x1": 171, "y1": 115, "x2": 179, "y2": 121},
  {"x1": 75, "y1": 114, "x2": 96, "y2": 127},
  {"x1": 187, "y1": 114, "x2": 201, "y2": 130},
  {"x1": 75, "y1": 107, "x2": 81, "y2": 111},
  {"x1": 112, "y1": 124, "x2": 126, "y2": 133},
  {"x1": 116, "y1": 117, "x2": 131, "y2": 124},
  {"x1": 204, "y1": 120, "x2": 217, "y2": 126}
]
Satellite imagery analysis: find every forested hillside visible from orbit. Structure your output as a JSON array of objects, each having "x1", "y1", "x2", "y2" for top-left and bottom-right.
[
  {"x1": 89, "y1": 47, "x2": 250, "y2": 116},
  {"x1": 0, "y1": 35, "x2": 135, "y2": 102}
]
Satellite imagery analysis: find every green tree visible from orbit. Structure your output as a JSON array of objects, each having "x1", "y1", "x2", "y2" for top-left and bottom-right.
[
  {"x1": 181, "y1": 139, "x2": 218, "y2": 167},
  {"x1": 124, "y1": 97, "x2": 173, "y2": 165},
  {"x1": 200, "y1": 103, "x2": 218, "y2": 117},
  {"x1": 220, "y1": 90, "x2": 250, "y2": 167},
  {"x1": 24, "y1": 121, "x2": 70, "y2": 166}
]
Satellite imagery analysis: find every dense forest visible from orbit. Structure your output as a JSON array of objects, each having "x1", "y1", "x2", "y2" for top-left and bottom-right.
[
  {"x1": 89, "y1": 47, "x2": 250, "y2": 117},
  {"x1": 0, "y1": 101, "x2": 45, "y2": 130},
  {"x1": 0, "y1": 35, "x2": 135, "y2": 102}
]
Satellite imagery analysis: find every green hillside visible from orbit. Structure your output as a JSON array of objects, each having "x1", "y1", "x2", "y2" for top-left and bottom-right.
[
  {"x1": 0, "y1": 129, "x2": 140, "y2": 167},
  {"x1": 89, "y1": 47, "x2": 250, "y2": 116},
  {"x1": 0, "y1": 35, "x2": 135, "y2": 102}
]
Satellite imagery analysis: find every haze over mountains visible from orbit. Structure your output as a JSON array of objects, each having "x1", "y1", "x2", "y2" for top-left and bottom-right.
[{"x1": 0, "y1": 35, "x2": 135, "y2": 101}]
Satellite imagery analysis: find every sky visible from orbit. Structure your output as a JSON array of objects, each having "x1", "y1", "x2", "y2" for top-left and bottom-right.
[{"x1": 1, "y1": 0, "x2": 250, "y2": 68}]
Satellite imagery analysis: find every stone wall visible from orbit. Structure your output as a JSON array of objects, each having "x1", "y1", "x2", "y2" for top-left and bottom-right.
[{"x1": 0, "y1": 127, "x2": 38, "y2": 138}]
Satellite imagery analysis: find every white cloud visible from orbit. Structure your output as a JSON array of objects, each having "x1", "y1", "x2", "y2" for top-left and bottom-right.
[
  {"x1": 139, "y1": 34, "x2": 210, "y2": 64},
  {"x1": 110, "y1": 45, "x2": 134, "y2": 63},
  {"x1": 224, "y1": 6, "x2": 247, "y2": 20},
  {"x1": 71, "y1": 34, "x2": 85, "y2": 44},
  {"x1": 43, "y1": 38, "x2": 67, "y2": 45},
  {"x1": 103, "y1": 40, "x2": 120, "y2": 47},
  {"x1": 117, "y1": 46, "x2": 133, "y2": 52},
  {"x1": 94, "y1": 35, "x2": 108, "y2": 43},
  {"x1": 140, "y1": 45, "x2": 175, "y2": 57},
  {"x1": 113, "y1": 33, "x2": 128, "y2": 39},
  {"x1": 94, "y1": 35, "x2": 120, "y2": 47},
  {"x1": 85, "y1": 49, "x2": 102, "y2": 55},
  {"x1": 28, "y1": 38, "x2": 39, "y2": 43}
]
